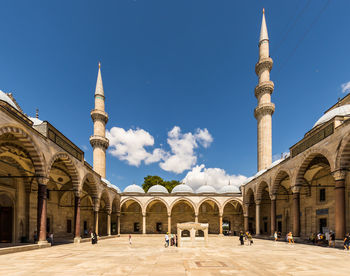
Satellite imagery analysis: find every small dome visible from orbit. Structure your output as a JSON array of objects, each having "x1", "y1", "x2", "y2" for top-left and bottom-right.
[
  {"x1": 0, "y1": 90, "x2": 18, "y2": 110},
  {"x1": 219, "y1": 185, "x2": 239, "y2": 194},
  {"x1": 101, "y1": 178, "x2": 121, "y2": 193},
  {"x1": 196, "y1": 185, "x2": 217, "y2": 194},
  {"x1": 29, "y1": 117, "x2": 43, "y2": 126},
  {"x1": 313, "y1": 104, "x2": 350, "y2": 128},
  {"x1": 171, "y1": 184, "x2": 194, "y2": 194},
  {"x1": 123, "y1": 184, "x2": 145, "y2": 193},
  {"x1": 148, "y1": 185, "x2": 168, "y2": 193}
]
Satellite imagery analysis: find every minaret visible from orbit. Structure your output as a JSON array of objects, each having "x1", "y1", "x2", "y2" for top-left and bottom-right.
[
  {"x1": 90, "y1": 62, "x2": 109, "y2": 178},
  {"x1": 254, "y1": 9, "x2": 275, "y2": 171}
]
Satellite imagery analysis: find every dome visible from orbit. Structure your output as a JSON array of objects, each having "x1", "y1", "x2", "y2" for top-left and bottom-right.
[
  {"x1": 148, "y1": 185, "x2": 168, "y2": 193},
  {"x1": 313, "y1": 104, "x2": 350, "y2": 128},
  {"x1": 171, "y1": 184, "x2": 194, "y2": 194},
  {"x1": 101, "y1": 178, "x2": 121, "y2": 193},
  {"x1": 29, "y1": 117, "x2": 43, "y2": 126},
  {"x1": 123, "y1": 184, "x2": 145, "y2": 193},
  {"x1": 196, "y1": 185, "x2": 217, "y2": 194},
  {"x1": 219, "y1": 184, "x2": 239, "y2": 194},
  {"x1": 0, "y1": 90, "x2": 18, "y2": 110}
]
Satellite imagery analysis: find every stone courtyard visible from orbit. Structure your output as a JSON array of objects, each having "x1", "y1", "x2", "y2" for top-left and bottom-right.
[{"x1": 0, "y1": 236, "x2": 349, "y2": 275}]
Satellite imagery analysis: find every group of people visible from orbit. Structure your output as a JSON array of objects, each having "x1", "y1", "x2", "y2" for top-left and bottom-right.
[
  {"x1": 309, "y1": 231, "x2": 336, "y2": 247},
  {"x1": 238, "y1": 231, "x2": 253, "y2": 245},
  {"x1": 164, "y1": 233, "x2": 178, "y2": 247},
  {"x1": 33, "y1": 231, "x2": 54, "y2": 245}
]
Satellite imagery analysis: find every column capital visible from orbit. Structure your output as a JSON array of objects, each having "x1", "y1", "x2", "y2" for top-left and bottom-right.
[
  {"x1": 37, "y1": 176, "x2": 49, "y2": 185},
  {"x1": 255, "y1": 199, "x2": 262, "y2": 205},
  {"x1": 93, "y1": 197, "x2": 100, "y2": 212},
  {"x1": 269, "y1": 193, "x2": 277, "y2": 201},
  {"x1": 116, "y1": 211, "x2": 121, "y2": 216},
  {"x1": 332, "y1": 170, "x2": 347, "y2": 181},
  {"x1": 291, "y1": 185, "x2": 301, "y2": 194}
]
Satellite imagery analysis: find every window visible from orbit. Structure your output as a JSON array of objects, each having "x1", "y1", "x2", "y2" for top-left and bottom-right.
[
  {"x1": 264, "y1": 222, "x2": 268, "y2": 233},
  {"x1": 46, "y1": 218, "x2": 51, "y2": 233},
  {"x1": 134, "y1": 222, "x2": 140, "y2": 232},
  {"x1": 319, "y1": 218, "x2": 327, "y2": 233},
  {"x1": 320, "y1": 188, "x2": 326, "y2": 202},
  {"x1": 156, "y1": 222, "x2": 162, "y2": 232},
  {"x1": 67, "y1": 219, "x2": 72, "y2": 233}
]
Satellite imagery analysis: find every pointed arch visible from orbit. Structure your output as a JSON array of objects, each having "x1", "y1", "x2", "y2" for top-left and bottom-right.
[
  {"x1": 144, "y1": 197, "x2": 170, "y2": 215},
  {"x1": 196, "y1": 197, "x2": 221, "y2": 216},
  {"x1": 169, "y1": 197, "x2": 196, "y2": 214},
  {"x1": 0, "y1": 125, "x2": 45, "y2": 176}
]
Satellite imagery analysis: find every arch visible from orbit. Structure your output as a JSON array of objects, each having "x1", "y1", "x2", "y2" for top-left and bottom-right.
[
  {"x1": 144, "y1": 197, "x2": 170, "y2": 215},
  {"x1": 120, "y1": 198, "x2": 143, "y2": 234},
  {"x1": 271, "y1": 169, "x2": 292, "y2": 195},
  {"x1": 222, "y1": 198, "x2": 244, "y2": 235},
  {"x1": 99, "y1": 189, "x2": 111, "y2": 211},
  {"x1": 196, "y1": 197, "x2": 221, "y2": 216},
  {"x1": 170, "y1": 197, "x2": 196, "y2": 214},
  {"x1": 47, "y1": 152, "x2": 80, "y2": 190},
  {"x1": 81, "y1": 173, "x2": 99, "y2": 198},
  {"x1": 336, "y1": 133, "x2": 350, "y2": 170},
  {"x1": 222, "y1": 198, "x2": 243, "y2": 212},
  {"x1": 293, "y1": 148, "x2": 334, "y2": 187},
  {"x1": 255, "y1": 181, "x2": 270, "y2": 201},
  {"x1": 244, "y1": 187, "x2": 255, "y2": 204},
  {"x1": 0, "y1": 125, "x2": 45, "y2": 176},
  {"x1": 120, "y1": 197, "x2": 144, "y2": 213}
]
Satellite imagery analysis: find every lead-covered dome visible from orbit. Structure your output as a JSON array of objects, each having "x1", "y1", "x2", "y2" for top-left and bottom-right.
[
  {"x1": 123, "y1": 184, "x2": 145, "y2": 193},
  {"x1": 219, "y1": 184, "x2": 239, "y2": 194},
  {"x1": 0, "y1": 90, "x2": 18, "y2": 110},
  {"x1": 101, "y1": 178, "x2": 121, "y2": 193},
  {"x1": 196, "y1": 185, "x2": 217, "y2": 194},
  {"x1": 313, "y1": 104, "x2": 350, "y2": 128},
  {"x1": 148, "y1": 185, "x2": 168, "y2": 193},
  {"x1": 171, "y1": 184, "x2": 194, "y2": 194}
]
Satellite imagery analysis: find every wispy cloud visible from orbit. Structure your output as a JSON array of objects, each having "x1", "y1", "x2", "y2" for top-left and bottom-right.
[{"x1": 341, "y1": 81, "x2": 350, "y2": 93}]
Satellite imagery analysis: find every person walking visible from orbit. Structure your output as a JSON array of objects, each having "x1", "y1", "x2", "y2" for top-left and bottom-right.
[
  {"x1": 344, "y1": 233, "x2": 350, "y2": 251},
  {"x1": 329, "y1": 231, "x2": 335, "y2": 248},
  {"x1": 165, "y1": 232, "x2": 169, "y2": 247},
  {"x1": 129, "y1": 234, "x2": 132, "y2": 245},
  {"x1": 274, "y1": 231, "x2": 278, "y2": 242},
  {"x1": 239, "y1": 231, "x2": 244, "y2": 245},
  {"x1": 246, "y1": 232, "x2": 253, "y2": 246},
  {"x1": 91, "y1": 231, "x2": 97, "y2": 244},
  {"x1": 288, "y1": 232, "x2": 294, "y2": 244}
]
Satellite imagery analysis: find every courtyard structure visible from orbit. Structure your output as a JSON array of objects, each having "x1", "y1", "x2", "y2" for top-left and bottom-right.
[
  {"x1": 177, "y1": 222, "x2": 208, "y2": 247},
  {"x1": 1, "y1": 236, "x2": 349, "y2": 275}
]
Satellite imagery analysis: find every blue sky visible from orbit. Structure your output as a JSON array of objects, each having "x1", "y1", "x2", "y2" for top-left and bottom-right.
[{"x1": 1, "y1": 0, "x2": 349, "y2": 191}]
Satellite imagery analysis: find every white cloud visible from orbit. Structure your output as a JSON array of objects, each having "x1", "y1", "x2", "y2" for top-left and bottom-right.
[
  {"x1": 159, "y1": 126, "x2": 213, "y2": 174},
  {"x1": 106, "y1": 125, "x2": 213, "y2": 173},
  {"x1": 106, "y1": 127, "x2": 166, "y2": 166},
  {"x1": 341, "y1": 81, "x2": 350, "y2": 93},
  {"x1": 182, "y1": 164, "x2": 247, "y2": 192}
]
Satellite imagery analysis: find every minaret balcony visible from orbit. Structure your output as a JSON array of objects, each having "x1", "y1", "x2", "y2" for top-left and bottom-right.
[
  {"x1": 255, "y1": 57, "x2": 273, "y2": 75},
  {"x1": 254, "y1": 81, "x2": 274, "y2": 99},
  {"x1": 89, "y1": 135, "x2": 109, "y2": 149},
  {"x1": 91, "y1": 109, "x2": 109, "y2": 124},
  {"x1": 254, "y1": 102, "x2": 275, "y2": 119}
]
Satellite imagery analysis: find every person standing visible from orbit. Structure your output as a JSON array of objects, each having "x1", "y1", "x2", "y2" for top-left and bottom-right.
[
  {"x1": 129, "y1": 234, "x2": 132, "y2": 245},
  {"x1": 344, "y1": 233, "x2": 350, "y2": 250},
  {"x1": 239, "y1": 231, "x2": 244, "y2": 245},
  {"x1": 274, "y1": 231, "x2": 278, "y2": 242},
  {"x1": 329, "y1": 231, "x2": 335, "y2": 248},
  {"x1": 165, "y1": 233, "x2": 169, "y2": 247}
]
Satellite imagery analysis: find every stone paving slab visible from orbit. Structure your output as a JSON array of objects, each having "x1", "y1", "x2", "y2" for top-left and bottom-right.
[{"x1": 0, "y1": 236, "x2": 349, "y2": 275}]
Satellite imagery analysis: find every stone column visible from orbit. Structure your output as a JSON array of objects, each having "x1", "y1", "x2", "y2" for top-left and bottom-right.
[
  {"x1": 292, "y1": 188, "x2": 300, "y2": 237},
  {"x1": 107, "y1": 211, "x2": 111, "y2": 236},
  {"x1": 94, "y1": 211, "x2": 99, "y2": 235},
  {"x1": 195, "y1": 214, "x2": 198, "y2": 223},
  {"x1": 270, "y1": 195, "x2": 276, "y2": 236},
  {"x1": 168, "y1": 215, "x2": 171, "y2": 234},
  {"x1": 117, "y1": 212, "x2": 120, "y2": 236},
  {"x1": 37, "y1": 178, "x2": 48, "y2": 245},
  {"x1": 219, "y1": 215, "x2": 223, "y2": 235},
  {"x1": 255, "y1": 201, "x2": 261, "y2": 235},
  {"x1": 244, "y1": 216, "x2": 249, "y2": 232},
  {"x1": 142, "y1": 214, "x2": 146, "y2": 234},
  {"x1": 333, "y1": 171, "x2": 346, "y2": 240},
  {"x1": 74, "y1": 194, "x2": 81, "y2": 243}
]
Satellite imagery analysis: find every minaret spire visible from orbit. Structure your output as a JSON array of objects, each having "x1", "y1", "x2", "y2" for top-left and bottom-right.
[
  {"x1": 90, "y1": 62, "x2": 109, "y2": 178},
  {"x1": 254, "y1": 9, "x2": 275, "y2": 171}
]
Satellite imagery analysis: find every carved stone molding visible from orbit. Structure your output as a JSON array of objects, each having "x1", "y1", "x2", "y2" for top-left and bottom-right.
[
  {"x1": 254, "y1": 103, "x2": 275, "y2": 118},
  {"x1": 254, "y1": 81, "x2": 274, "y2": 99},
  {"x1": 89, "y1": 135, "x2": 109, "y2": 150},
  {"x1": 255, "y1": 57, "x2": 273, "y2": 75},
  {"x1": 91, "y1": 109, "x2": 109, "y2": 124},
  {"x1": 332, "y1": 170, "x2": 347, "y2": 181}
]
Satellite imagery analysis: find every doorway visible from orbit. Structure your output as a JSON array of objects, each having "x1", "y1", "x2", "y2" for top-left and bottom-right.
[{"x1": 0, "y1": 206, "x2": 13, "y2": 243}]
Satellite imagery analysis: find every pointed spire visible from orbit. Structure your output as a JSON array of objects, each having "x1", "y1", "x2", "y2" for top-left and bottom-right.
[
  {"x1": 95, "y1": 62, "x2": 104, "y2": 96},
  {"x1": 259, "y1": 8, "x2": 269, "y2": 43}
]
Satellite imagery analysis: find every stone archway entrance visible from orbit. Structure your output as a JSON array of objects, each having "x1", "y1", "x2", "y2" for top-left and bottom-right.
[{"x1": 146, "y1": 200, "x2": 168, "y2": 234}]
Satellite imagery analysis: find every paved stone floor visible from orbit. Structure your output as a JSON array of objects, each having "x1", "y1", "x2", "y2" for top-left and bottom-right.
[{"x1": 0, "y1": 236, "x2": 349, "y2": 275}]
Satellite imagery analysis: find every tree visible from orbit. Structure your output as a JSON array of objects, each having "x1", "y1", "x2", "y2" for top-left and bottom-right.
[{"x1": 142, "y1": 175, "x2": 181, "y2": 193}]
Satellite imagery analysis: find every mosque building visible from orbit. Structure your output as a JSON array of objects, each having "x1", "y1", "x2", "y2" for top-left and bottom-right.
[{"x1": 0, "y1": 10, "x2": 349, "y2": 246}]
